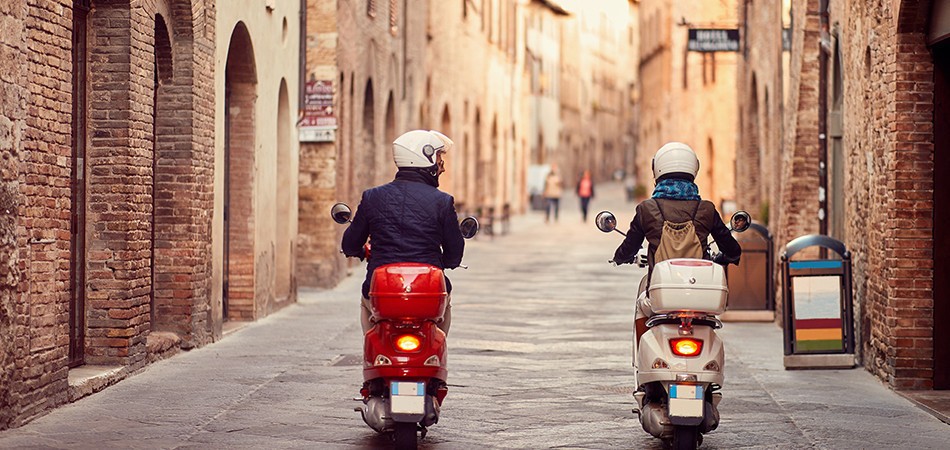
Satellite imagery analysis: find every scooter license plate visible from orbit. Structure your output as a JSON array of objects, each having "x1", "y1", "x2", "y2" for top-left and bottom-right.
[
  {"x1": 668, "y1": 384, "x2": 704, "y2": 418},
  {"x1": 390, "y1": 381, "x2": 426, "y2": 414}
]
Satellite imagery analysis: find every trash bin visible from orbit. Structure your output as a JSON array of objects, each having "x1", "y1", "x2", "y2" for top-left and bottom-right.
[{"x1": 726, "y1": 223, "x2": 774, "y2": 312}]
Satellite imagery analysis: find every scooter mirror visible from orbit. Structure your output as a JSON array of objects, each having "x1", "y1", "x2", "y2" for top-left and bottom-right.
[
  {"x1": 330, "y1": 202, "x2": 352, "y2": 224},
  {"x1": 730, "y1": 210, "x2": 752, "y2": 232},
  {"x1": 595, "y1": 211, "x2": 618, "y2": 233},
  {"x1": 459, "y1": 216, "x2": 479, "y2": 239}
]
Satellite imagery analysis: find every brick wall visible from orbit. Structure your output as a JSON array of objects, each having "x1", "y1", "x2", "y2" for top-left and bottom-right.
[
  {"x1": 225, "y1": 78, "x2": 256, "y2": 320},
  {"x1": 0, "y1": 0, "x2": 218, "y2": 429},
  {"x1": 812, "y1": 0, "x2": 935, "y2": 389},
  {"x1": 775, "y1": 0, "x2": 936, "y2": 389},
  {"x1": 191, "y1": 0, "x2": 216, "y2": 342},
  {"x1": 9, "y1": 0, "x2": 75, "y2": 427},
  {"x1": 149, "y1": 0, "x2": 216, "y2": 346},
  {"x1": 774, "y1": 0, "x2": 822, "y2": 322},
  {"x1": 83, "y1": 3, "x2": 151, "y2": 367},
  {"x1": 0, "y1": 0, "x2": 28, "y2": 430},
  {"x1": 736, "y1": 1, "x2": 785, "y2": 228}
]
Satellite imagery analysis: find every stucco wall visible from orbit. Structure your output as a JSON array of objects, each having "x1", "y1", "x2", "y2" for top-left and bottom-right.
[{"x1": 214, "y1": 1, "x2": 301, "y2": 322}]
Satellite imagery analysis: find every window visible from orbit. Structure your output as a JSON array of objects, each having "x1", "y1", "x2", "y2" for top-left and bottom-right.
[{"x1": 390, "y1": 0, "x2": 398, "y2": 33}]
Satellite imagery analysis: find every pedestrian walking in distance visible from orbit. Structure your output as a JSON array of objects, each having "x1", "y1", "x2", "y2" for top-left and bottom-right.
[
  {"x1": 577, "y1": 170, "x2": 595, "y2": 222},
  {"x1": 543, "y1": 165, "x2": 564, "y2": 223}
]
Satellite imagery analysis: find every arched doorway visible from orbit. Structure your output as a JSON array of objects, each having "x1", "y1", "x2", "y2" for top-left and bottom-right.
[
  {"x1": 69, "y1": 0, "x2": 92, "y2": 367},
  {"x1": 474, "y1": 109, "x2": 484, "y2": 204},
  {"x1": 747, "y1": 74, "x2": 762, "y2": 211},
  {"x1": 489, "y1": 117, "x2": 499, "y2": 206},
  {"x1": 223, "y1": 22, "x2": 256, "y2": 321},
  {"x1": 151, "y1": 13, "x2": 173, "y2": 332},
  {"x1": 439, "y1": 105, "x2": 454, "y2": 193},
  {"x1": 384, "y1": 91, "x2": 396, "y2": 178},
  {"x1": 275, "y1": 79, "x2": 292, "y2": 300},
  {"x1": 362, "y1": 79, "x2": 376, "y2": 187}
]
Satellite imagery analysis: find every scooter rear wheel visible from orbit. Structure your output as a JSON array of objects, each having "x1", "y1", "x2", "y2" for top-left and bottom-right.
[
  {"x1": 393, "y1": 422, "x2": 417, "y2": 450},
  {"x1": 671, "y1": 425, "x2": 699, "y2": 450}
]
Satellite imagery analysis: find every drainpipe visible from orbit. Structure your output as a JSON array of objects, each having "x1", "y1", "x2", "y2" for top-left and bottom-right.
[
  {"x1": 299, "y1": 0, "x2": 307, "y2": 112},
  {"x1": 818, "y1": 0, "x2": 830, "y2": 257}
]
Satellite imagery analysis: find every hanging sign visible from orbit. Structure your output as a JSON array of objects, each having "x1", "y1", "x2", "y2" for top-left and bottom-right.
[
  {"x1": 687, "y1": 29, "x2": 740, "y2": 52},
  {"x1": 299, "y1": 79, "x2": 337, "y2": 142}
]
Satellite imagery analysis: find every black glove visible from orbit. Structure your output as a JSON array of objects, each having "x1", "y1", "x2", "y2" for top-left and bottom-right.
[{"x1": 712, "y1": 252, "x2": 727, "y2": 266}]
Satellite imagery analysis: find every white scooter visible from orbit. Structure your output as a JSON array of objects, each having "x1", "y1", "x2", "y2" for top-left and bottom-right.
[{"x1": 595, "y1": 210, "x2": 751, "y2": 450}]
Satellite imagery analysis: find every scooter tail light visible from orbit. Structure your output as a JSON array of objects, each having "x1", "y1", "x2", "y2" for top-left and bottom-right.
[
  {"x1": 652, "y1": 358, "x2": 669, "y2": 369},
  {"x1": 670, "y1": 338, "x2": 704, "y2": 357},
  {"x1": 374, "y1": 355, "x2": 392, "y2": 366},
  {"x1": 704, "y1": 361, "x2": 721, "y2": 372},
  {"x1": 424, "y1": 355, "x2": 441, "y2": 366},
  {"x1": 395, "y1": 334, "x2": 421, "y2": 352}
]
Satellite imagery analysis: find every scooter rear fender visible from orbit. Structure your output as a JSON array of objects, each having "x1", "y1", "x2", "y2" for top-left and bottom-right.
[
  {"x1": 364, "y1": 320, "x2": 448, "y2": 381},
  {"x1": 636, "y1": 323, "x2": 724, "y2": 386}
]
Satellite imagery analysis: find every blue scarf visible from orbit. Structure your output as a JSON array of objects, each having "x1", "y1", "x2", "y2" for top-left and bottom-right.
[{"x1": 652, "y1": 178, "x2": 700, "y2": 201}]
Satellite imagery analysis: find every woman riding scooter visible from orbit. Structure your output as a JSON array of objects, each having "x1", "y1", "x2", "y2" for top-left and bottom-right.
[{"x1": 611, "y1": 142, "x2": 742, "y2": 346}]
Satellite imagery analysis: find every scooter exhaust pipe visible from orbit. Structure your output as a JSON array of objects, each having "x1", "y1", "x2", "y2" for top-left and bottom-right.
[
  {"x1": 634, "y1": 391, "x2": 721, "y2": 438},
  {"x1": 635, "y1": 392, "x2": 672, "y2": 439},
  {"x1": 356, "y1": 394, "x2": 442, "y2": 432},
  {"x1": 357, "y1": 397, "x2": 394, "y2": 433}
]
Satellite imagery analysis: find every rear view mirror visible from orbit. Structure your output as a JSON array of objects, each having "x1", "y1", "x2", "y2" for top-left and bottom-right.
[
  {"x1": 459, "y1": 217, "x2": 479, "y2": 239},
  {"x1": 730, "y1": 210, "x2": 751, "y2": 232},
  {"x1": 595, "y1": 211, "x2": 618, "y2": 233},
  {"x1": 330, "y1": 203, "x2": 352, "y2": 224}
]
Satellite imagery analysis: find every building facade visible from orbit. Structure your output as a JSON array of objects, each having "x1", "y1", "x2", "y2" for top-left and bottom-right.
[
  {"x1": 558, "y1": 0, "x2": 639, "y2": 187},
  {"x1": 736, "y1": 0, "x2": 791, "y2": 229},
  {"x1": 637, "y1": 0, "x2": 738, "y2": 210},
  {"x1": 213, "y1": 0, "x2": 302, "y2": 322},
  {"x1": 740, "y1": 0, "x2": 948, "y2": 390},
  {"x1": 0, "y1": 0, "x2": 303, "y2": 429}
]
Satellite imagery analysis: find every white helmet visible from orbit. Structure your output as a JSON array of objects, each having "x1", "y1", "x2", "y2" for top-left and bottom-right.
[
  {"x1": 652, "y1": 141, "x2": 699, "y2": 182},
  {"x1": 392, "y1": 130, "x2": 454, "y2": 169}
]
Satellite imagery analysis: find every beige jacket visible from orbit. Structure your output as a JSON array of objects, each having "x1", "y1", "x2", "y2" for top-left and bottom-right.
[{"x1": 543, "y1": 172, "x2": 563, "y2": 198}]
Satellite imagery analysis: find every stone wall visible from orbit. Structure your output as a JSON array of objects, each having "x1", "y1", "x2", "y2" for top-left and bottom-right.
[
  {"x1": 297, "y1": 0, "x2": 345, "y2": 287},
  {"x1": 637, "y1": 0, "x2": 738, "y2": 210},
  {"x1": 736, "y1": 0, "x2": 786, "y2": 228},
  {"x1": 773, "y1": 0, "x2": 936, "y2": 389},
  {"x1": 13, "y1": 0, "x2": 75, "y2": 426},
  {"x1": 0, "y1": 0, "x2": 29, "y2": 430},
  {"x1": 0, "y1": 0, "x2": 219, "y2": 429}
]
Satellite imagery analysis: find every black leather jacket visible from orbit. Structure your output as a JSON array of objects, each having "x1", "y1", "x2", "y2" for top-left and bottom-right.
[{"x1": 342, "y1": 170, "x2": 465, "y2": 298}]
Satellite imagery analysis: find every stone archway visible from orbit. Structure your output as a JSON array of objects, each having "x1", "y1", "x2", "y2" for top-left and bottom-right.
[
  {"x1": 384, "y1": 91, "x2": 396, "y2": 178},
  {"x1": 150, "y1": 13, "x2": 173, "y2": 333},
  {"x1": 223, "y1": 22, "x2": 257, "y2": 321},
  {"x1": 147, "y1": 0, "x2": 214, "y2": 346},
  {"x1": 439, "y1": 105, "x2": 454, "y2": 194},
  {"x1": 275, "y1": 79, "x2": 292, "y2": 300},
  {"x1": 362, "y1": 79, "x2": 376, "y2": 187}
]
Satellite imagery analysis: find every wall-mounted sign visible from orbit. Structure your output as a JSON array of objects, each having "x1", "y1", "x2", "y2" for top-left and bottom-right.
[
  {"x1": 299, "y1": 79, "x2": 337, "y2": 143},
  {"x1": 687, "y1": 29, "x2": 740, "y2": 52}
]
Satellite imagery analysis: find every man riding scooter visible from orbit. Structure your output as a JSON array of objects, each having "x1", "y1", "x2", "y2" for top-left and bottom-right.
[
  {"x1": 342, "y1": 129, "x2": 465, "y2": 335},
  {"x1": 339, "y1": 129, "x2": 468, "y2": 449}
]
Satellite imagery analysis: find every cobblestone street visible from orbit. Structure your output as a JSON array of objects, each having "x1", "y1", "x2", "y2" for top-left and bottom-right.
[{"x1": 0, "y1": 184, "x2": 947, "y2": 449}]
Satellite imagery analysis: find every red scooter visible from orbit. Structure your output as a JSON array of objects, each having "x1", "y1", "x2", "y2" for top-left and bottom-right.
[{"x1": 331, "y1": 203, "x2": 478, "y2": 450}]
